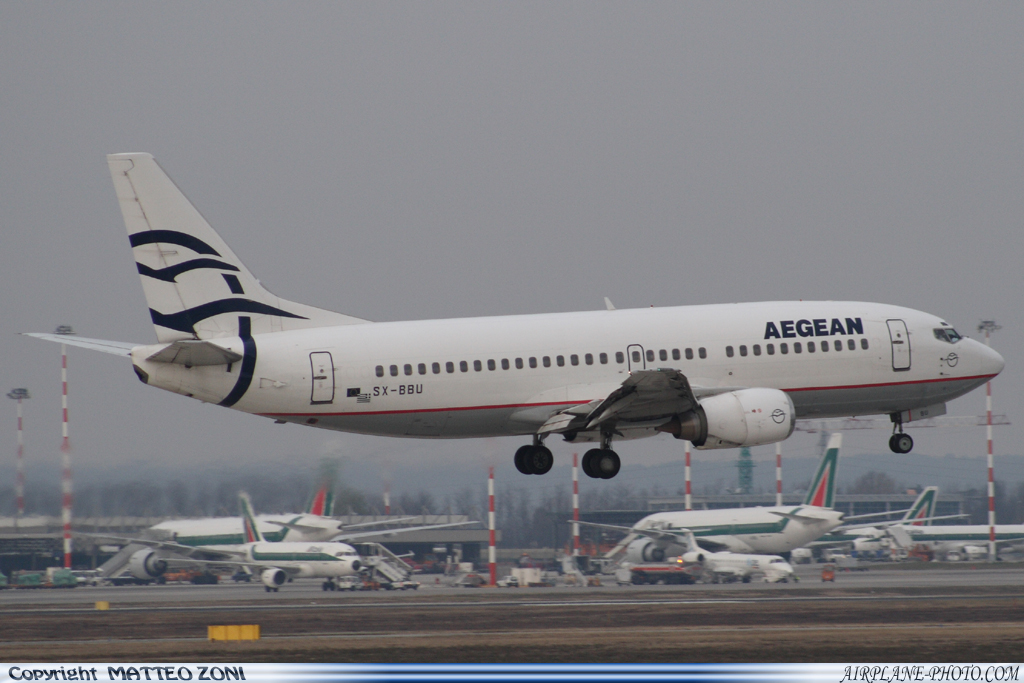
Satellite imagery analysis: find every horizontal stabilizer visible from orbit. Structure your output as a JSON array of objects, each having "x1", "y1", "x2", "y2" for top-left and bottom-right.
[
  {"x1": 146, "y1": 340, "x2": 243, "y2": 366},
  {"x1": 22, "y1": 333, "x2": 137, "y2": 357},
  {"x1": 768, "y1": 510, "x2": 833, "y2": 523}
]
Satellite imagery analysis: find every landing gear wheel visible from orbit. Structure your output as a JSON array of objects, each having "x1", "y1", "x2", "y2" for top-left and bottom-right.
[
  {"x1": 595, "y1": 449, "x2": 620, "y2": 479},
  {"x1": 529, "y1": 446, "x2": 554, "y2": 475},
  {"x1": 514, "y1": 445, "x2": 536, "y2": 474},
  {"x1": 889, "y1": 433, "x2": 914, "y2": 454},
  {"x1": 582, "y1": 449, "x2": 602, "y2": 478}
]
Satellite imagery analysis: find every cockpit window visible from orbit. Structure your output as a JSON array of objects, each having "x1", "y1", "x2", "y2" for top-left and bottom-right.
[{"x1": 934, "y1": 328, "x2": 962, "y2": 344}]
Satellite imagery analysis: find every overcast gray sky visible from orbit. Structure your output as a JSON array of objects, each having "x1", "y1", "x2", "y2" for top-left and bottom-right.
[{"x1": 2, "y1": 3, "x2": 1021, "y2": 502}]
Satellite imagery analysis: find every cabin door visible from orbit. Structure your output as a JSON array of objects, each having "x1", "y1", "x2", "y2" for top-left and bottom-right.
[
  {"x1": 886, "y1": 320, "x2": 911, "y2": 371},
  {"x1": 310, "y1": 352, "x2": 335, "y2": 404}
]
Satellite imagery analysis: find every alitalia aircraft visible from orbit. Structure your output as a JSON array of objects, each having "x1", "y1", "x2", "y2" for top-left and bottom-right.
[
  {"x1": 29, "y1": 153, "x2": 1004, "y2": 479},
  {"x1": 579, "y1": 434, "x2": 845, "y2": 557},
  {"x1": 100, "y1": 493, "x2": 364, "y2": 592}
]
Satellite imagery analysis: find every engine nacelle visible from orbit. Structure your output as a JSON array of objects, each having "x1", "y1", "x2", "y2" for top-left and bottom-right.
[
  {"x1": 681, "y1": 551, "x2": 706, "y2": 564},
  {"x1": 261, "y1": 568, "x2": 287, "y2": 588},
  {"x1": 625, "y1": 538, "x2": 680, "y2": 564},
  {"x1": 660, "y1": 388, "x2": 795, "y2": 449},
  {"x1": 127, "y1": 549, "x2": 168, "y2": 579}
]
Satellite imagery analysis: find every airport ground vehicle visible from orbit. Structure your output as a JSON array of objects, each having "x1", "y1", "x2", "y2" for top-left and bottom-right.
[
  {"x1": 821, "y1": 563, "x2": 836, "y2": 582},
  {"x1": 627, "y1": 563, "x2": 699, "y2": 585},
  {"x1": 496, "y1": 575, "x2": 520, "y2": 588}
]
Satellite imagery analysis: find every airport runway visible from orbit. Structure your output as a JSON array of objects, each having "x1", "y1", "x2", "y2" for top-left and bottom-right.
[{"x1": 3, "y1": 564, "x2": 1024, "y2": 662}]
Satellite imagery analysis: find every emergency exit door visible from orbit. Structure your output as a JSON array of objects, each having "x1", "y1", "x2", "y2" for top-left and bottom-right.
[
  {"x1": 310, "y1": 352, "x2": 335, "y2": 404},
  {"x1": 886, "y1": 320, "x2": 911, "y2": 371}
]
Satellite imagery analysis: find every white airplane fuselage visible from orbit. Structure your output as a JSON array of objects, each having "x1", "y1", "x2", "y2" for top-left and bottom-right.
[{"x1": 129, "y1": 301, "x2": 1002, "y2": 441}]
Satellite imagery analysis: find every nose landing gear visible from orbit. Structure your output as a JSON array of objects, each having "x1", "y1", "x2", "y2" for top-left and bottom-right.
[{"x1": 889, "y1": 414, "x2": 914, "y2": 453}]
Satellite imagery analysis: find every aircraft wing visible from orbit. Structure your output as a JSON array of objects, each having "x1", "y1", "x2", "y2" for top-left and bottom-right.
[
  {"x1": 537, "y1": 369, "x2": 728, "y2": 435},
  {"x1": 836, "y1": 514, "x2": 968, "y2": 533},
  {"x1": 265, "y1": 520, "x2": 343, "y2": 534},
  {"x1": 77, "y1": 533, "x2": 245, "y2": 561},
  {"x1": 573, "y1": 520, "x2": 728, "y2": 551},
  {"x1": 23, "y1": 333, "x2": 137, "y2": 356},
  {"x1": 768, "y1": 510, "x2": 834, "y2": 523},
  {"x1": 333, "y1": 521, "x2": 476, "y2": 541}
]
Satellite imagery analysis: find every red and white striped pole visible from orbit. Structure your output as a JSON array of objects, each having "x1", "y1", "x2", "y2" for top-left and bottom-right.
[
  {"x1": 7, "y1": 389, "x2": 30, "y2": 531},
  {"x1": 488, "y1": 466, "x2": 496, "y2": 586},
  {"x1": 684, "y1": 441, "x2": 692, "y2": 511},
  {"x1": 572, "y1": 453, "x2": 580, "y2": 556},
  {"x1": 979, "y1": 321, "x2": 999, "y2": 562},
  {"x1": 60, "y1": 341, "x2": 73, "y2": 569},
  {"x1": 775, "y1": 442, "x2": 783, "y2": 507}
]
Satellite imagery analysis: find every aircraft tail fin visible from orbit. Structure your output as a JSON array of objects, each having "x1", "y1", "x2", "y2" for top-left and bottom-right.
[
  {"x1": 107, "y1": 153, "x2": 369, "y2": 343},
  {"x1": 306, "y1": 483, "x2": 335, "y2": 517},
  {"x1": 239, "y1": 492, "x2": 264, "y2": 543},
  {"x1": 803, "y1": 433, "x2": 842, "y2": 508},
  {"x1": 903, "y1": 486, "x2": 938, "y2": 526}
]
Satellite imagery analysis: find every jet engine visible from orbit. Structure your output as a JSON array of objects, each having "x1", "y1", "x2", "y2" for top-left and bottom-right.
[
  {"x1": 127, "y1": 548, "x2": 168, "y2": 579},
  {"x1": 261, "y1": 567, "x2": 287, "y2": 589},
  {"x1": 681, "y1": 551, "x2": 706, "y2": 564},
  {"x1": 625, "y1": 538, "x2": 681, "y2": 564},
  {"x1": 659, "y1": 388, "x2": 795, "y2": 449}
]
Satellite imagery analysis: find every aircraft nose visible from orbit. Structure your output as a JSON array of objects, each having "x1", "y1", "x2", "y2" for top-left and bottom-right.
[{"x1": 979, "y1": 343, "x2": 1005, "y2": 378}]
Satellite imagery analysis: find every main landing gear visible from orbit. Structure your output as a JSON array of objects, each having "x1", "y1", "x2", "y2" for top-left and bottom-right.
[
  {"x1": 889, "y1": 414, "x2": 914, "y2": 454},
  {"x1": 582, "y1": 432, "x2": 621, "y2": 480},
  {"x1": 515, "y1": 437, "x2": 554, "y2": 475},
  {"x1": 322, "y1": 580, "x2": 337, "y2": 591}
]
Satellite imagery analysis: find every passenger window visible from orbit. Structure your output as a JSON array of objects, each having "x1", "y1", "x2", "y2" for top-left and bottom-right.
[
  {"x1": 631, "y1": 351, "x2": 641, "y2": 363},
  {"x1": 459, "y1": 361, "x2": 468, "y2": 372},
  {"x1": 376, "y1": 365, "x2": 384, "y2": 378},
  {"x1": 600, "y1": 352, "x2": 608, "y2": 364},
  {"x1": 807, "y1": 342, "x2": 815, "y2": 353},
  {"x1": 766, "y1": 344, "x2": 774, "y2": 355},
  {"x1": 835, "y1": 340, "x2": 842, "y2": 351},
  {"x1": 404, "y1": 364, "x2": 413, "y2": 375},
  {"x1": 861, "y1": 338, "x2": 869, "y2": 350},
  {"x1": 672, "y1": 349, "x2": 680, "y2": 361},
  {"x1": 515, "y1": 358, "x2": 523, "y2": 369},
  {"x1": 446, "y1": 361, "x2": 455, "y2": 373},
  {"x1": 726, "y1": 346, "x2": 734, "y2": 358},
  {"x1": 543, "y1": 356, "x2": 551, "y2": 368},
  {"x1": 530, "y1": 357, "x2": 538, "y2": 368},
  {"x1": 646, "y1": 349, "x2": 655, "y2": 362},
  {"x1": 432, "y1": 362, "x2": 441, "y2": 374},
  {"x1": 685, "y1": 348, "x2": 693, "y2": 360},
  {"x1": 794, "y1": 342, "x2": 802, "y2": 353},
  {"x1": 616, "y1": 351, "x2": 625, "y2": 364},
  {"x1": 847, "y1": 339, "x2": 855, "y2": 351},
  {"x1": 820, "y1": 341, "x2": 828, "y2": 352},
  {"x1": 659, "y1": 349, "x2": 667, "y2": 361},
  {"x1": 739, "y1": 345, "x2": 747, "y2": 357},
  {"x1": 474, "y1": 360, "x2": 482, "y2": 371},
  {"x1": 570, "y1": 354, "x2": 579, "y2": 366},
  {"x1": 487, "y1": 359, "x2": 496, "y2": 371},
  {"x1": 501, "y1": 359, "x2": 510, "y2": 370},
  {"x1": 585, "y1": 353, "x2": 594, "y2": 365},
  {"x1": 418, "y1": 363, "x2": 427, "y2": 375},
  {"x1": 698, "y1": 347, "x2": 706, "y2": 359},
  {"x1": 556, "y1": 355, "x2": 565, "y2": 367},
  {"x1": 780, "y1": 343, "x2": 788, "y2": 354},
  {"x1": 753, "y1": 344, "x2": 761, "y2": 356},
  {"x1": 390, "y1": 365, "x2": 399, "y2": 377}
]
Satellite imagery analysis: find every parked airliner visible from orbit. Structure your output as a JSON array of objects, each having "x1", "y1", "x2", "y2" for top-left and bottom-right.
[{"x1": 28, "y1": 154, "x2": 1004, "y2": 479}]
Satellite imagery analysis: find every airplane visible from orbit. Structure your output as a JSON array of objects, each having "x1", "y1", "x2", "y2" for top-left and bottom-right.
[
  {"x1": 876, "y1": 521, "x2": 1024, "y2": 561},
  {"x1": 147, "y1": 483, "x2": 466, "y2": 546},
  {"x1": 674, "y1": 529, "x2": 797, "y2": 584},
  {"x1": 577, "y1": 433, "x2": 846, "y2": 558},
  {"x1": 95, "y1": 492, "x2": 365, "y2": 591},
  {"x1": 27, "y1": 153, "x2": 1004, "y2": 479},
  {"x1": 811, "y1": 486, "x2": 944, "y2": 556}
]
